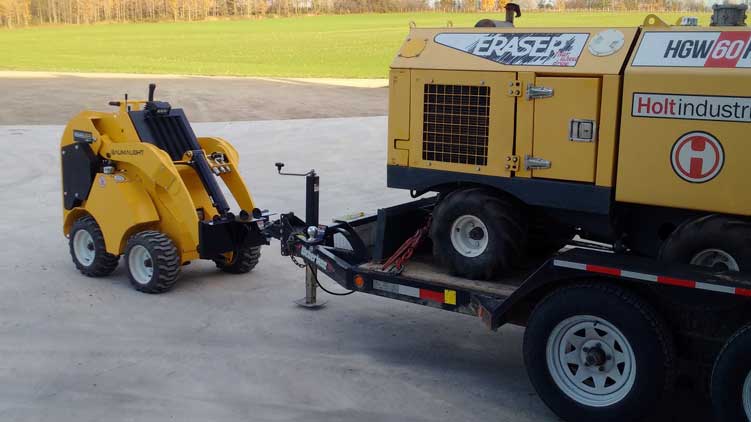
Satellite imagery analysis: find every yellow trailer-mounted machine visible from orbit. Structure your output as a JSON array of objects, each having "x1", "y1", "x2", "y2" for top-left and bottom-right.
[
  {"x1": 61, "y1": 84, "x2": 268, "y2": 293},
  {"x1": 267, "y1": 6, "x2": 751, "y2": 422},
  {"x1": 387, "y1": 7, "x2": 751, "y2": 281}
]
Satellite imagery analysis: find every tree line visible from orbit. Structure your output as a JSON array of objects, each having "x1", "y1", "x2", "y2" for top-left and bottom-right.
[{"x1": 0, "y1": 0, "x2": 709, "y2": 28}]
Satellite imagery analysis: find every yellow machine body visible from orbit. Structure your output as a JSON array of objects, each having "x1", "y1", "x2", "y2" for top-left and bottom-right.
[
  {"x1": 387, "y1": 16, "x2": 751, "y2": 220},
  {"x1": 61, "y1": 101, "x2": 257, "y2": 262}
]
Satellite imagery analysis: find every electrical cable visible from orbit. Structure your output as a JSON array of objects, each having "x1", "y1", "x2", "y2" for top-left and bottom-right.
[{"x1": 309, "y1": 264, "x2": 356, "y2": 296}]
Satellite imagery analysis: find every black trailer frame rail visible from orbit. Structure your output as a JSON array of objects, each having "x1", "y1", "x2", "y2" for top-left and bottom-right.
[{"x1": 293, "y1": 238, "x2": 751, "y2": 330}]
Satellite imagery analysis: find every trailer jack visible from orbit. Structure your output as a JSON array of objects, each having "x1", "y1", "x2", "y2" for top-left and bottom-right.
[{"x1": 273, "y1": 162, "x2": 327, "y2": 309}]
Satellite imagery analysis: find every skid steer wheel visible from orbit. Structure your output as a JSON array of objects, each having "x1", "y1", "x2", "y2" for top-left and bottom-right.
[
  {"x1": 524, "y1": 283, "x2": 675, "y2": 422},
  {"x1": 711, "y1": 324, "x2": 751, "y2": 422},
  {"x1": 214, "y1": 246, "x2": 261, "y2": 274},
  {"x1": 431, "y1": 188, "x2": 526, "y2": 280},
  {"x1": 69, "y1": 216, "x2": 119, "y2": 277},
  {"x1": 124, "y1": 231, "x2": 180, "y2": 294}
]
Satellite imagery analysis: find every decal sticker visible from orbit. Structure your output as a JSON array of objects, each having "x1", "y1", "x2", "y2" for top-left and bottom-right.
[
  {"x1": 73, "y1": 130, "x2": 95, "y2": 144},
  {"x1": 633, "y1": 93, "x2": 751, "y2": 123},
  {"x1": 670, "y1": 131, "x2": 724, "y2": 183},
  {"x1": 114, "y1": 174, "x2": 127, "y2": 183},
  {"x1": 434, "y1": 32, "x2": 589, "y2": 67},
  {"x1": 110, "y1": 149, "x2": 144, "y2": 156},
  {"x1": 98, "y1": 175, "x2": 106, "y2": 187},
  {"x1": 632, "y1": 31, "x2": 751, "y2": 67},
  {"x1": 300, "y1": 246, "x2": 333, "y2": 273},
  {"x1": 588, "y1": 29, "x2": 625, "y2": 57}
]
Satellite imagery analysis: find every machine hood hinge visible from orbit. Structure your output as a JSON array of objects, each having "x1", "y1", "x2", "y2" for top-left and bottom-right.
[
  {"x1": 504, "y1": 155, "x2": 520, "y2": 171},
  {"x1": 526, "y1": 84, "x2": 554, "y2": 100},
  {"x1": 506, "y1": 80, "x2": 522, "y2": 97},
  {"x1": 525, "y1": 155, "x2": 551, "y2": 170}
]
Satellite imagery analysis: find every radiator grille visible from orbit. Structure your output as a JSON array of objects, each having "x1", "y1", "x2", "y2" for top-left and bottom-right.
[{"x1": 422, "y1": 84, "x2": 490, "y2": 166}]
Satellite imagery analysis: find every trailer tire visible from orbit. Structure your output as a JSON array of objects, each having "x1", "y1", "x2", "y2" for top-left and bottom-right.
[
  {"x1": 69, "y1": 215, "x2": 119, "y2": 277},
  {"x1": 711, "y1": 324, "x2": 751, "y2": 422},
  {"x1": 215, "y1": 246, "x2": 261, "y2": 274},
  {"x1": 124, "y1": 231, "x2": 181, "y2": 294},
  {"x1": 431, "y1": 188, "x2": 525, "y2": 280},
  {"x1": 524, "y1": 283, "x2": 674, "y2": 422}
]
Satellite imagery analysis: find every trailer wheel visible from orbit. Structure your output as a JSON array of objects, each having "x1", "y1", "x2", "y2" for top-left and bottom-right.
[
  {"x1": 69, "y1": 216, "x2": 119, "y2": 277},
  {"x1": 524, "y1": 283, "x2": 674, "y2": 422},
  {"x1": 215, "y1": 246, "x2": 261, "y2": 274},
  {"x1": 124, "y1": 231, "x2": 180, "y2": 294},
  {"x1": 660, "y1": 215, "x2": 751, "y2": 271},
  {"x1": 431, "y1": 188, "x2": 525, "y2": 280},
  {"x1": 711, "y1": 324, "x2": 751, "y2": 422}
]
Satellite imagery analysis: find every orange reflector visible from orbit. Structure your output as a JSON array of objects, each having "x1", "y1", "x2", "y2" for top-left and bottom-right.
[{"x1": 354, "y1": 274, "x2": 366, "y2": 290}]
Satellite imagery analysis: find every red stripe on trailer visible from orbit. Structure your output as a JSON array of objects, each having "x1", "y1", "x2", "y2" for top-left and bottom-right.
[
  {"x1": 420, "y1": 289, "x2": 444, "y2": 303},
  {"x1": 737, "y1": 288, "x2": 751, "y2": 297},
  {"x1": 657, "y1": 276, "x2": 696, "y2": 289},
  {"x1": 585, "y1": 264, "x2": 621, "y2": 276}
]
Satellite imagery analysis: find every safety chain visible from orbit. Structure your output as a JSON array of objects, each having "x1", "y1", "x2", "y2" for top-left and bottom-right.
[
  {"x1": 382, "y1": 216, "x2": 432, "y2": 274},
  {"x1": 287, "y1": 235, "x2": 307, "y2": 268}
]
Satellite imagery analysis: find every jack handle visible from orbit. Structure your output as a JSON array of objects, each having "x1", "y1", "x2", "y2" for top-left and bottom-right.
[
  {"x1": 275, "y1": 162, "x2": 315, "y2": 177},
  {"x1": 148, "y1": 83, "x2": 156, "y2": 102}
]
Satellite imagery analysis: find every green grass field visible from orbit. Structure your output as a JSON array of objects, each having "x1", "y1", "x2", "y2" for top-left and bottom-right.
[{"x1": 0, "y1": 12, "x2": 711, "y2": 78}]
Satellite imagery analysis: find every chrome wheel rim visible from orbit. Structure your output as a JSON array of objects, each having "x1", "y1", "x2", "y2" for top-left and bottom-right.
[
  {"x1": 450, "y1": 215, "x2": 488, "y2": 258},
  {"x1": 743, "y1": 370, "x2": 751, "y2": 420},
  {"x1": 128, "y1": 245, "x2": 154, "y2": 285},
  {"x1": 546, "y1": 315, "x2": 636, "y2": 407},
  {"x1": 73, "y1": 229, "x2": 96, "y2": 266},
  {"x1": 691, "y1": 248, "x2": 739, "y2": 271}
]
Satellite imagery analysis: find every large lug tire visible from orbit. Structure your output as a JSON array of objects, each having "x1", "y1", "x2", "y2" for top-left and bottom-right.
[
  {"x1": 524, "y1": 284, "x2": 675, "y2": 422},
  {"x1": 214, "y1": 246, "x2": 261, "y2": 274},
  {"x1": 659, "y1": 215, "x2": 751, "y2": 272},
  {"x1": 69, "y1": 215, "x2": 119, "y2": 277},
  {"x1": 711, "y1": 324, "x2": 751, "y2": 422},
  {"x1": 430, "y1": 188, "x2": 526, "y2": 280},
  {"x1": 658, "y1": 215, "x2": 751, "y2": 310},
  {"x1": 124, "y1": 231, "x2": 180, "y2": 294}
]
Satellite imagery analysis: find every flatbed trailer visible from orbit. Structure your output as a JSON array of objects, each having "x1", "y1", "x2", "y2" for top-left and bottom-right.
[{"x1": 267, "y1": 169, "x2": 751, "y2": 422}]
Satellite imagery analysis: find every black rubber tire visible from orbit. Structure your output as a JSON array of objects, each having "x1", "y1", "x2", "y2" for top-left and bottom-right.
[
  {"x1": 124, "y1": 231, "x2": 180, "y2": 294},
  {"x1": 430, "y1": 188, "x2": 526, "y2": 280},
  {"x1": 524, "y1": 283, "x2": 675, "y2": 422},
  {"x1": 659, "y1": 215, "x2": 751, "y2": 271},
  {"x1": 659, "y1": 215, "x2": 751, "y2": 310},
  {"x1": 214, "y1": 246, "x2": 261, "y2": 274},
  {"x1": 69, "y1": 215, "x2": 119, "y2": 277},
  {"x1": 711, "y1": 324, "x2": 751, "y2": 422}
]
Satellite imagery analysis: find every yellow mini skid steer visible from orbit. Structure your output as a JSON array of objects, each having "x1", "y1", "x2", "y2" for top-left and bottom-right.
[{"x1": 61, "y1": 84, "x2": 268, "y2": 293}]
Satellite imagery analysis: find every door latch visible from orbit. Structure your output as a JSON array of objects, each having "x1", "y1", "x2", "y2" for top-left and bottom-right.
[
  {"x1": 569, "y1": 119, "x2": 597, "y2": 142},
  {"x1": 525, "y1": 155, "x2": 552, "y2": 170},
  {"x1": 526, "y1": 85, "x2": 554, "y2": 100}
]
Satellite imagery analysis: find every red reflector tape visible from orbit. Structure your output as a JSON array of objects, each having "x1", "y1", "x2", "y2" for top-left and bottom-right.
[
  {"x1": 737, "y1": 288, "x2": 751, "y2": 297},
  {"x1": 419, "y1": 289, "x2": 444, "y2": 303},
  {"x1": 585, "y1": 264, "x2": 621, "y2": 276},
  {"x1": 657, "y1": 276, "x2": 696, "y2": 289}
]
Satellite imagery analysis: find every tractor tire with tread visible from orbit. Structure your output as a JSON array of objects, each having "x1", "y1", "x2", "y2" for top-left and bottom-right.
[
  {"x1": 69, "y1": 215, "x2": 119, "y2": 277},
  {"x1": 215, "y1": 246, "x2": 261, "y2": 274},
  {"x1": 524, "y1": 283, "x2": 675, "y2": 422},
  {"x1": 659, "y1": 214, "x2": 751, "y2": 271},
  {"x1": 124, "y1": 231, "x2": 181, "y2": 294},
  {"x1": 430, "y1": 188, "x2": 526, "y2": 280}
]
